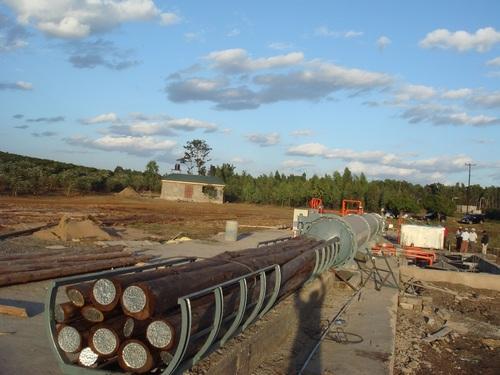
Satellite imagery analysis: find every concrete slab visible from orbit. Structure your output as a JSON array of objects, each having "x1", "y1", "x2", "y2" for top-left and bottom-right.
[
  {"x1": 400, "y1": 265, "x2": 500, "y2": 291},
  {"x1": 0, "y1": 229, "x2": 289, "y2": 375},
  {"x1": 302, "y1": 258, "x2": 399, "y2": 375}
]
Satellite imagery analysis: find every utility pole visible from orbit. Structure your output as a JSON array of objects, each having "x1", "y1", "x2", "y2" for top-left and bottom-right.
[{"x1": 465, "y1": 163, "x2": 476, "y2": 214}]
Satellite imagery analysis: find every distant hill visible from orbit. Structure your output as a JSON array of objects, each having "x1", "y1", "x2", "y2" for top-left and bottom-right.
[{"x1": 0, "y1": 151, "x2": 155, "y2": 195}]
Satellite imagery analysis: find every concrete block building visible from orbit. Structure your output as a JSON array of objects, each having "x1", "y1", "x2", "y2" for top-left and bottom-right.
[{"x1": 160, "y1": 174, "x2": 225, "y2": 204}]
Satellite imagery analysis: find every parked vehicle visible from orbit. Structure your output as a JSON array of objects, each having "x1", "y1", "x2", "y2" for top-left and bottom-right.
[
  {"x1": 418, "y1": 212, "x2": 447, "y2": 222},
  {"x1": 458, "y1": 214, "x2": 485, "y2": 224}
]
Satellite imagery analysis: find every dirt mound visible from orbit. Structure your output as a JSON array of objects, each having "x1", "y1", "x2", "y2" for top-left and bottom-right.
[
  {"x1": 34, "y1": 215, "x2": 114, "y2": 241},
  {"x1": 117, "y1": 186, "x2": 140, "y2": 198}
]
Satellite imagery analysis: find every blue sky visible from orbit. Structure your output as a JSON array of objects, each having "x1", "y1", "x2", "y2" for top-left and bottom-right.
[{"x1": 1, "y1": 1, "x2": 499, "y2": 186}]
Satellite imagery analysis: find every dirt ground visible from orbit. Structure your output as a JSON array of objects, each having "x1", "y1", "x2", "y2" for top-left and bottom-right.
[
  {"x1": 0, "y1": 195, "x2": 293, "y2": 240},
  {"x1": 394, "y1": 282, "x2": 500, "y2": 375}
]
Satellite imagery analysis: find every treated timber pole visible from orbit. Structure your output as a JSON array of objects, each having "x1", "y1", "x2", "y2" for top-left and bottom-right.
[
  {"x1": 0, "y1": 255, "x2": 152, "y2": 287},
  {"x1": 0, "y1": 245, "x2": 126, "y2": 262},
  {"x1": 0, "y1": 252, "x2": 135, "y2": 274},
  {"x1": 118, "y1": 339, "x2": 159, "y2": 374},
  {"x1": 121, "y1": 245, "x2": 319, "y2": 320},
  {"x1": 88, "y1": 316, "x2": 129, "y2": 357},
  {"x1": 147, "y1": 248, "x2": 319, "y2": 351},
  {"x1": 91, "y1": 239, "x2": 323, "y2": 311},
  {"x1": 55, "y1": 302, "x2": 81, "y2": 323}
]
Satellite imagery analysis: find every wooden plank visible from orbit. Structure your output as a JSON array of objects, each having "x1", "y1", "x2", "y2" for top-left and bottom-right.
[
  {"x1": 0, "y1": 223, "x2": 56, "y2": 240},
  {"x1": 0, "y1": 304, "x2": 28, "y2": 318}
]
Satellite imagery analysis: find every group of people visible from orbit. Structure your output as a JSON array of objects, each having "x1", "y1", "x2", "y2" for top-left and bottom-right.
[{"x1": 455, "y1": 227, "x2": 489, "y2": 254}]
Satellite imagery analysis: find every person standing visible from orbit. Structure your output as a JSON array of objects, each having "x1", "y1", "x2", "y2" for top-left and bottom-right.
[
  {"x1": 461, "y1": 228, "x2": 469, "y2": 253},
  {"x1": 455, "y1": 227, "x2": 462, "y2": 251},
  {"x1": 469, "y1": 228, "x2": 478, "y2": 252},
  {"x1": 481, "y1": 231, "x2": 489, "y2": 255}
]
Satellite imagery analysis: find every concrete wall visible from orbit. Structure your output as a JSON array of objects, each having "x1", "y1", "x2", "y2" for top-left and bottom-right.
[
  {"x1": 400, "y1": 266, "x2": 500, "y2": 291},
  {"x1": 160, "y1": 180, "x2": 224, "y2": 204}
]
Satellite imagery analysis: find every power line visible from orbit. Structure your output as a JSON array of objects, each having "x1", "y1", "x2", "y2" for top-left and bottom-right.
[{"x1": 465, "y1": 163, "x2": 476, "y2": 214}]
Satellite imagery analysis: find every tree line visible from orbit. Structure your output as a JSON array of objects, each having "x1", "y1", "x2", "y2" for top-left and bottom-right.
[{"x1": 1, "y1": 150, "x2": 499, "y2": 217}]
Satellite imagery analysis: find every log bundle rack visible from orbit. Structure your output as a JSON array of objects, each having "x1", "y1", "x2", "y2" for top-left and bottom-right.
[{"x1": 45, "y1": 237, "x2": 340, "y2": 375}]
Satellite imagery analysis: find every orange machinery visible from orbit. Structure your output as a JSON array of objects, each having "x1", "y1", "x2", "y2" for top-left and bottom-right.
[{"x1": 308, "y1": 198, "x2": 364, "y2": 216}]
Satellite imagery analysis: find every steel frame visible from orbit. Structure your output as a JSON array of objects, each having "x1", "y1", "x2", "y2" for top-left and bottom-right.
[{"x1": 46, "y1": 241, "x2": 338, "y2": 375}]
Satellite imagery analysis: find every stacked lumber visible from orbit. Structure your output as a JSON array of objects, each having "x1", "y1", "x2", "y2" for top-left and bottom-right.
[
  {"x1": 52, "y1": 237, "x2": 325, "y2": 373},
  {"x1": 0, "y1": 246, "x2": 153, "y2": 287}
]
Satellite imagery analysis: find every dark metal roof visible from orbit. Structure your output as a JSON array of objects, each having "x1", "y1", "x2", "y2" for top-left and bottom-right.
[{"x1": 162, "y1": 173, "x2": 225, "y2": 185}]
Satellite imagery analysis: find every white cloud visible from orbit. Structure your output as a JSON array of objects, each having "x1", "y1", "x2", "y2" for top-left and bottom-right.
[
  {"x1": 0, "y1": 80, "x2": 33, "y2": 90},
  {"x1": 160, "y1": 13, "x2": 180, "y2": 26},
  {"x1": 486, "y1": 56, "x2": 500, "y2": 66},
  {"x1": 65, "y1": 135, "x2": 176, "y2": 156},
  {"x1": 402, "y1": 103, "x2": 500, "y2": 127},
  {"x1": 206, "y1": 49, "x2": 304, "y2": 74},
  {"x1": 291, "y1": 129, "x2": 313, "y2": 137},
  {"x1": 167, "y1": 50, "x2": 392, "y2": 110},
  {"x1": 314, "y1": 26, "x2": 363, "y2": 38},
  {"x1": 282, "y1": 159, "x2": 313, "y2": 168},
  {"x1": 245, "y1": 132, "x2": 280, "y2": 147},
  {"x1": 469, "y1": 91, "x2": 500, "y2": 108},
  {"x1": 4, "y1": 0, "x2": 179, "y2": 39},
  {"x1": 105, "y1": 113, "x2": 218, "y2": 135},
  {"x1": 287, "y1": 142, "x2": 474, "y2": 182},
  {"x1": 81, "y1": 112, "x2": 119, "y2": 125},
  {"x1": 376, "y1": 36, "x2": 391, "y2": 50},
  {"x1": 419, "y1": 27, "x2": 500, "y2": 52},
  {"x1": 442, "y1": 88, "x2": 472, "y2": 99},
  {"x1": 226, "y1": 28, "x2": 240, "y2": 37},
  {"x1": 287, "y1": 143, "x2": 330, "y2": 157},
  {"x1": 268, "y1": 42, "x2": 293, "y2": 50},
  {"x1": 0, "y1": 12, "x2": 30, "y2": 52},
  {"x1": 184, "y1": 31, "x2": 205, "y2": 43},
  {"x1": 395, "y1": 84, "x2": 436, "y2": 102}
]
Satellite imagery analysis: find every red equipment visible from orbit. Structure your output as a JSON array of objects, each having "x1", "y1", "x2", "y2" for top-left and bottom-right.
[{"x1": 308, "y1": 198, "x2": 364, "y2": 216}]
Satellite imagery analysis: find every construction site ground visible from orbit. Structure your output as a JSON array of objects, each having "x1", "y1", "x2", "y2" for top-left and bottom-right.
[
  {"x1": 0, "y1": 195, "x2": 499, "y2": 375},
  {"x1": 0, "y1": 195, "x2": 293, "y2": 240}
]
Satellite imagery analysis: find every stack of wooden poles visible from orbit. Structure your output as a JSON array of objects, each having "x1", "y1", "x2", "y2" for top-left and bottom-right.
[
  {"x1": 0, "y1": 246, "x2": 152, "y2": 287},
  {"x1": 54, "y1": 237, "x2": 325, "y2": 373}
]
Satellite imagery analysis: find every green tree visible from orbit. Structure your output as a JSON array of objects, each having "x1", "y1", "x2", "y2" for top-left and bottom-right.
[
  {"x1": 177, "y1": 139, "x2": 212, "y2": 175},
  {"x1": 144, "y1": 160, "x2": 161, "y2": 192}
]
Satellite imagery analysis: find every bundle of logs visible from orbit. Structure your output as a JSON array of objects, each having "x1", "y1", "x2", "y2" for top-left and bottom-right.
[
  {"x1": 0, "y1": 246, "x2": 153, "y2": 287},
  {"x1": 54, "y1": 236, "x2": 326, "y2": 374}
]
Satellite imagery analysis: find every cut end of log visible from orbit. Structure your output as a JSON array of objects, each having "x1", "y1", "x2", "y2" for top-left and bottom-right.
[
  {"x1": 79, "y1": 347, "x2": 99, "y2": 367},
  {"x1": 57, "y1": 325, "x2": 82, "y2": 353},
  {"x1": 92, "y1": 328, "x2": 118, "y2": 356},
  {"x1": 122, "y1": 285, "x2": 147, "y2": 314},
  {"x1": 67, "y1": 288, "x2": 85, "y2": 307},
  {"x1": 81, "y1": 306, "x2": 104, "y2": 322},
  {"x1": 146, "y1": 320, "x2": 174, "y2": 349},
  {"x1": 123, "y1": 318, "x2": 134, "y2": 338},
  {"x1": 93, "y1": 279, "x2": 117, "y2": 307},
  {"x1": 119, "y1": 340, "x2": 152, "y2": 373}
]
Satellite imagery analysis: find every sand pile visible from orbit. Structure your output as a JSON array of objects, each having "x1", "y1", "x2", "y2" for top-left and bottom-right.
[
  {"x1": 34, "y1": 215, "x2": 114, "y2": 241},
  {"x1": 117, "y1": 186, "x2": 140, "y2": 198}
]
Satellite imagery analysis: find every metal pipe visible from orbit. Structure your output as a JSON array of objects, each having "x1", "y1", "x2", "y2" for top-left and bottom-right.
[{"x1": 300, "y1": 213, "x2": 383, "y2": 267}]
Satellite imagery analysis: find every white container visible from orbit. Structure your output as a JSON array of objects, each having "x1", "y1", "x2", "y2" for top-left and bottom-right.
[
  {"x1": 224, "y1": 220, "x2": 238, "y2": 241},
  {"x1": 400, "y1": 224, "x2": 445, "y2": 249}
]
